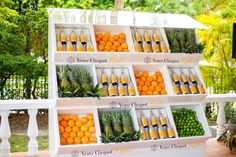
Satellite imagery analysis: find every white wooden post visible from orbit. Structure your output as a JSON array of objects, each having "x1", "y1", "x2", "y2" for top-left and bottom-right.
[
  {"x1": 27, "y1": 109, "x2": 39, "y2": 156},
  {"x1": 0, "y1": 110, "x2": 11, "y2": 157},
  {"x1": 216, "y1": 102, "x2": 226, "y2": 139},
  {"x1": 233, "y1": 101, "x2": 236, "y2": 109}
]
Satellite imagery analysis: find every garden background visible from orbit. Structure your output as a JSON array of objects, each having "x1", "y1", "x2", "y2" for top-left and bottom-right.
[{"x1": 0, "y1": 0, "x2": 236, "y2": 152}]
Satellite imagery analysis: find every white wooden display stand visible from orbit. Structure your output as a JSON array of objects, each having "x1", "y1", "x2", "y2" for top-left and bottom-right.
[{"x1": 47, "y1": 9, "x2": 211, "y2": 157}]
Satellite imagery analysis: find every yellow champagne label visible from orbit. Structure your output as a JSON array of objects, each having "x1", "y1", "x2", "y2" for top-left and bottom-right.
[
  {"x1": 142, "y1": 119, "x2": 149, "y2": 127},
  {"x1": 77, "y1": 47, "x2": 84, "y2": 52},
  {"x1": 152, "y1": 44, "x2": 160, "y2": 52},
  {"x1": 198, "y1": 85, "x2": 205, "y2": 93},
  {"x1": 154, "y1": 35, "x2": 160, "y2": 42},
  {"x1": 67, "y1": 47, "x2": 73, "y2": 51},
  {"x1": 112, "y1": 77, "x2": 118, "y2": 83},
  {"x1": 151, "y1": 118, "x2": 158, "y2": 126},
  {"x1": 118, "y1": 89, "x2": 126, "y2": 96},
  {"x1": 141, "y1": 132, "x2": 148, "y2": 140},
  {"x1": 87, "y1": 47, "x2": 94, "y2": 52},
  {"x1": 60, "y1": 35, "x2": 67, "y2": 42},
  {"x1": 57, "y1": 47, "x2": 63, "y2": 51},
  {"x1": 128, "y1": 88, "x2": 136, "y2": 96},
  {"x1": 135, "y1": 45, "x2": 142, "y2": 52},
  {"x1": 161, "y1": 45, "x2": 168, "y2": 52},
  {"x1": 190, "y1": 85, "x2": 198, "y2": 94},
  {"x1": 102, "y1": 76, "x2": 108, "y2": 84},
  {"x1": 159, "y1": 130, "x2": 167, "y2": 138},
  {"x1": 71, "y1": 36, "x2": 77, "y2": 42},
  {"x1": 173, "y1": 86, "x2": 180, "y2": 94},
  {"x1": 160, "y1": 117, "x2": 167, "y2": 125},
  {"x1": 173, "y1": 74, "x2": 179, "y2": 83},
  {"x1": 143, "y1": 45, "x2": 151, "y2": 52},
  {"x1": 109, "y1": 88, "x2": 116, "y2": 96},
  {"x1": 191, "y1": 75, "x2": 196, "y2": 82},
  {"x1": 102, "y1": 89, "x2": 107, "y2": 95},
  {"x1": 81, "y1": 36, "x2": 87, "y2": 43},
  {"x1": 168, "y1": 129, "x2": 175, "y2": 137},
  {"x1": 182, "y1": 75, "x2": 188, "y2": 83},
  {"x1": 150, "y1": 131, "x2": 158, "y2": 139},
  {"x1": 181, "y1": 85, "x2": 188, "y2": 94},
  {"x1": 135, "y1": 34, "x2": 142, "y2": 42},
  {"x1": 121, "y1": 77, "x2": 127, "y2": 84},
  {"x1": 145, "y1": 35, "x2": 151, "y2": 42}
]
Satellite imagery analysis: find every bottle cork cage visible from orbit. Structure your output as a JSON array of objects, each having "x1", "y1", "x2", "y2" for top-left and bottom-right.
[
  {"x1": 55, "y1": 24, "x2": 200, "y2": 53},
  {"x1": 56, "y1": 104, "x2": 211, "y2": 146},
  {"x1": 56, "y1": 64, "x2": 206, "y2": 98}
]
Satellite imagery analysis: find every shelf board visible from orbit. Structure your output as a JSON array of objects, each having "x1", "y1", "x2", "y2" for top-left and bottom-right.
[
  {"x1": 54, "y1": 52, "x2": 203, "y2": 65},
  {"x1": 56, "y1": 94, "x2": 207, "y2": 107},
  {"x1": 58, "y1": 135, "x2": 210, "y2": 155}
]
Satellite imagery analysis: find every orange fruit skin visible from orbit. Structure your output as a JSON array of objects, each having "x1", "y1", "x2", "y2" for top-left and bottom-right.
[
  {"x1": 145, "y1": 81, "x2": 151, "y2": 87},
  {"x1": 72, "y1": 126, "x2": 79, "y2": 132},
  {"x1": 155, "y1": 86, "x2": 162, "y2": 92},
  {"x1": 87, "y1": 120, "x2": 94, "y2": 126},
  {"x1": 72, "y1": 115, "x2": 79, "y2": 121},
  {"x1": 82, "y1": 136, "x2": 89, "y2": 144},
  {"x1": 81, "y1": 125, "x2": 88, "y2": 132},
  {"x1": 89, "y1": 126, "x2": 96, "y2": 133},
  {"x1": 70, "y1": 132, "x2": 77, "y2": 138},
  {"x1": 65, "y1": 126, "x2": 72, "y2": 133},
  {"x1": 60, "y1": 137, "x2": 66, "y2": 145},
  {"x1": 160, "y1": 89, "x2": 167, "y2": 95},
  {"x1": 64, "y1": 115, "x2": 71, "y2": 121},
  {"x1": 81, "y1": 117, "x2": 88, "y2": 124},
  {"x1": 89, "y1": 136, "x2": 97, "y2": 143},
  {"x1": 67, "y1": 137, "x2": 74, "y2": 144},
  {"x1": 62, "y1": 132, "x2": 69, "y2": 139},
  {"x1": 142, "y1": 86, "x2": 148, "y2": 92},
  {"x1": 151, "y1": 81, "x2": 158, "y2": 87},
  {"x1": 58, "y1": 115, "x2": 63, "y2": 122},
  {"x1": 159, "y1": 82, "x2": 165, "y2": 89},
  {"x1": 60, "y1": 120, "x2": 67, "y2": 128},
  {"x1": 59, "y1": 126, "x2": 64, "y2": 134},
  {"x1": 113, "y1": 34, "x2": 119, "y2": 41},
  {"x1": 77, "y1": 131, "x2": 84, "y2": 138},
  {"x1": 76, "y1": 120, "x2": 83, "y2": 127},
  {"x1": 74, "y1": 137, "x2": 81, "y2": 144},
  {"x1": 68, "y1": 120, "x2": 75, "y2": 127},
  {"x1": 141, "y1": 76, "x2": 146, "y2": 82},
  {"x1": 85, "y1": 131, "x2": 91, "y2": 137}
]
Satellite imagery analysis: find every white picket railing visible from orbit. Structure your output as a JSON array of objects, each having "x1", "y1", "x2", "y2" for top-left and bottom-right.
[{"x1": 0, "y1": 94, "x2": 236, "y2": 157}]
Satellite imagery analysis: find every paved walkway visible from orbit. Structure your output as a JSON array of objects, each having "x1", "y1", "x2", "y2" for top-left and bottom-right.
[{"x1": 12, "y1": 138, "x2": 236, "y2": 157}]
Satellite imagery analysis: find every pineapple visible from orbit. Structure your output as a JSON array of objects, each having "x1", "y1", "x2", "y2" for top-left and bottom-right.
[
  {"x1": 100, "y1": 112, "x2": 114, "y2": 143},
  {"x1": 111, "y1": 112, "x2": 122, "y2": 134},
  {"x1": 121, "y1": 111, "x2": 133, "y2": 135}
]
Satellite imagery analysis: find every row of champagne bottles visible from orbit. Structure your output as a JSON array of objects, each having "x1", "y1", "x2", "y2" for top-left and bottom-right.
[
  {"x1": 170, "y1": 68, "x2": 205, "y2": 95},
  {"x1": 132, "y1": 27, "x2": 169, "y2": 53},
  {"x1": 56, "y1": 27, "x2": 94, "y2": 52},
  {"x1": 98, "y1": 68, "x2": 136, "y2": 96},
  {"x1": 138, "y1": 108, "x2": 175, "y2": 140}
]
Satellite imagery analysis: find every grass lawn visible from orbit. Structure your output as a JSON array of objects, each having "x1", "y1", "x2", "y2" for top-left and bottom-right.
[{"x1": 9, "y1": 135, "x2": 48, "y2": 152}]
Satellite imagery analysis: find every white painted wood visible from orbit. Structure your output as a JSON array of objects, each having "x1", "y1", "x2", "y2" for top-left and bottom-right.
[
  {"x1": 216, "y1": 102, "x2": 226, "y2": 139},
  {"x1": 0, "y1": 110, "x2": 11, "y2": 157},
  {"x1": 205, "y1": 94, "x2": 236, "y2": 103},
  {"x1": 27, "y1": 109, "x2": 39, "y2": 156}
]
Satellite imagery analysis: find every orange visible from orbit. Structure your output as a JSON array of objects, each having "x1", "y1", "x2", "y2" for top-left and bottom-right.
[
  {"x1": 142, "y1": 86, "x2": 148, "y2": 92},
  {"x1": 77, "y1": 131, "x2": 84, "y2": 138},
  {"x1": 67, "y1": 137, "x2": 74, "y2": 144},
  {"x1": 109, "y1": 37, "x2": 115, "y2": 43},
  {"x1": 70, "y1": 132, "x2": 77, "y2": 138},
  {"x1": 160, "y1": 89, "x2": 167, "y2": 95},
  {"x1": 151, "y1": 81, "x2": 158, "y2": 87},
  {"x1": 97, "y1": 33, "x2": 103, "y2": 38},
  {"x1": 60, "y1": 137, "x2": 66, "y2": 145},
  {"x1": 140, "y1": 91, "x2": 147, "y2": 95},
  {"x1": 145, "y1": 81, "x2": 151, "y2": 87},
  {"x1": 155, "y1": 86, "x2": 162, "y2": 92},
  {"x1": 113, "y1": 34, "x2": 119, "y2": 41},
  {"x1": 104, "y1": 32, "x2": 111, "y2": 37},
  {"x1": 81, "y1": 117, "x2": 88, "y2": 124},
  {"x1": 147, "y1": 76, "x2": 153, "y2": 82},
  {"x1": 155, "y1": 71, "x2": 162, "y2": 76},
  {"x1": 96, "y1": 37, "x2": 101, "y2": 43},
  {"x1": 138, "y1": 80, "x2": 144, "y2": 86},
  {"x1": 82, "y1": 136, "x2": 89, "y2": 144},
  {"x1": 111, "y1": 45, "x2": 117, "y2": 51},
  {"x1": 72, "y1": 126, "x2": 79, "y2": 132},
  {"x1": 64, "y1": 115, "x2": 71, "y2": 121},
  {"x1": 87, "y1": 113, "x2": 94, "y2": 120},
  {"x1": 59, "y1": 126, "x2": 64, "y2": 134},
  {"x1": 152, "y1": 75, "x2": 157, "y2": 81},
  {"x1": 99, "y1": 40, "x2": 106, "y2": 46},
  {"x1": 117, "y1": 46, "x2": 123, "y2": 52},
  {"x1": 149, "y1": 86, "x2": 155, "y2": 91},
  {"x1": 110, "y1": 49, "x2": 116, "y2": 52},
  {"x1": 68, "y1": 120, "x2": 75, "y2": 127},
  {"x1": 89, "y1": 136, "x2": 97, "y2": 143},
  {"x1": 81, "y1": 125, "x2": 88, "y2": 132},
  {"x1": 72, "y1": 115, "x2": 79, "y2": 121},
  {"x1": 123, "y1": 49, "x2": 128, "y2": 52},
  {"x1": 85, "y1": 131, "x2": 91, "y2": 137},
  {"x1": 102, "y1": 36, "x2": 109, "y2": 42},
  {"x1": 147, "y1": 91, "x2": 153, "y2": 95},
  {"x1": 65, "y1": 126, "x2": 72, "y2": 133},
  {"x1": 135, "y1": 72, "x2": 142, "y2": 78},
  {"x1": 87, "y1": 120, "x2": 94, "y2": 126},
  {"x1": 157, "y1": 77, "x2": 164, "y2": 83},
  {"x1": 74, "y1": 137, "x2": 81, "y2": 144},
  {"x1": 141, "y1": 76, "x2": 146, "y2": 82},
  {"x1": 142, "y1": 71, "x2": 149, "y2": 77},
  {"x1": 104, "y1": 45, "x2": 111, "y2": 51},
  {"x1": 62, "y1": 132, "x2": 69, "y2": 139},
  {"x1": 60, "y1": 120, "x2": 67, "y2": 128},
  {"x1": 106, "y1": 41, "x2": 112, "y2": 47},
  {"x1": 137, "y1": 85, "x2": 142, "y2": 92},
  {"x1": 118, "y1": 38, "x2": 125, "y2": 44},
  {"x1": 119, "y1": 33, "x2": 126, "y2": 39},
  {"x1": 98, "y1": 45, "x2": 104, "y2": 51},
  {"x1": 113, "y1": 41, "x2": 120, "y2": 46},
  {"x1": 76, "y1": 120, "x2": 83, "y2": 127},
  {"x1": 159, "y1": 82, "x2": 165, "y2": 89},
  {"x1": 58, "y1": 115, "x2": 63, "y2": 122},
  {"x1": 89, "y1": 126, "x2": 96, "y2": 133},
  {"x1": 153, "y1": 90, "x2": 160, "y2": 95},
  {"x1": 121, "y1": 43, "x2": 128, "y2": 49}
]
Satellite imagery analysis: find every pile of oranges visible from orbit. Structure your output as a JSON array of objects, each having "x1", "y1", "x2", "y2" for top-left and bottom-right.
[
  {"x1": 58, "y1": 113, "x2": 97, "y2": 145},
  {"x1": 95, "y1": 32, "x2": 128, "y2": 52},
  {"x1": 135, "y1": 71, "x2": 167, "y2": 95}
]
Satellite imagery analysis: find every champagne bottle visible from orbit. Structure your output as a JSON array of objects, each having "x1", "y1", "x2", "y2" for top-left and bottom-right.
[
  {"x1": 143, "y1": 41, "x2": 151, "y2": 53},
  {"x1": 180, "y1": 81, "x2": 189, "y2": 94},
  {"x1": 86, "y1": 39, "x2": 94, "y2": 52},
  {"x1": 189, "y1": 69, "x2": 197, "y2": 84},
  {"x1": 140, "y1": 109, "x2": 149, "y2": 128},
  {"x1": 158, "y1": 124, "x2": 167, "y2": 139},
  {"x1": 151, "y1": 37, "x2": 161, "y2": 53},
  {"x1": 150, "y1": 109, "x2": 159, "y2": 127},
  {"x1": 172, "y1": 82, "x2": 181, "y2": 95},
  {"x1": 138, "y1": 119, "x2": 148, "y2": 140},
  {"x1": 159, "y1": 110, "x2": 167, "y2": 126},
  {"x1": 160, "y1": 40, "x2": 168, "y2": 53},
  {"x1": 111, "y1": 68, "x2": 118, "y2": 86},
  {"x1": 134, "y1": 27, "x2": 142, "y2": 44},
  {"x1": 144, "y1": 29, "x2": 151, "y2": 44},
  {"x1": 167, "y1": 122, "x2": 175, "y2": 138},
  {"x1": 70, "y1": 28, "x2": 77, "y2": 45},
  {"x1": 80, "y1": 30, "x2": 87, "y2": 45},
  {"x1": 56, "y1": 35, "x2": 63, "y2": 51},
  {"x1": 128, "y1": 80, "x2": 136, "y2": 96},
  {"x1": 153, "y1": 29, "x2": 161, "y2": 44},
  {"x1": 59, "y1": 27, "x2": 67, "y2": 45},
  {"x1": 101, "y1": 68, "x2": 108, "y2": 86},
  {"x1": 189, "y1": 81, "x2": 198, "y2": 94},
  {"x1": 171, "y1": 69, "x2": 180, "y2": 84},
  {"x1": 197, "y1": 79, "x2": 205, "y2": 94},
  {"x1": 66, "y1": 39, "x2": 73, "y2": 52},
  {"x1": 99, "y1": 81, "x2": 107, "y2": 96},
  {"x1": 134, "y1": 39, "x2": 142, "y2": 52},
  {"x1": 120, "y1": 70, "x2": 128, "y2": 86},
  {"x1": 118, "y1": 82, "x2": 126, "y2": 96},
  {"x1": 108, "y1": 82, "x2": 116, "y2": 96},
  {"x1": 149, "y1": 123, "x2": 158, "y2": 140},
  {"x1": 180, "y1": 70, "x2": 188, "y2": 84},
  {"x1": 76, "y1": 40, "x2": 84, "y2": 52}
]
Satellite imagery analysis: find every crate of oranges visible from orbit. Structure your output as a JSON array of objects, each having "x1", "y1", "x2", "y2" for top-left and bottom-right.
[
  {"x1": 58, "y1": 113, "x2": 97, "y2": 145},
  {"x1": 95, "y1": 32, "x2": 129, "y2": 52},
  {"x1": 134, "y1": 71, "x2": 167, "y2": 96}
]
